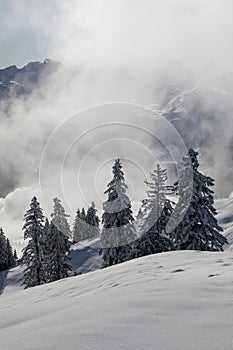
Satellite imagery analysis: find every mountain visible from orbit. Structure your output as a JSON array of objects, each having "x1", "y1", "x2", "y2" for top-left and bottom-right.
[
  {"x1": 0, "y1": 250, "x2": 232, "y2": 350},
  {"x1": 155, "y1": 84, "x2": 233, "y2": 198},
  {"x1": 0, "y1": 60, "x2": 233, "y2": 198},
  {"x1": 0, "y1": 59, "x2": 61, "y2": 100},
  {"x1": 161, "y1": 84, "x2": 233, "y2": 150}
]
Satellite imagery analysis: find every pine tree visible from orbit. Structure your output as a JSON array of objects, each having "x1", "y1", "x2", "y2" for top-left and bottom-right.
[
  {"x1": 100, "y1": 159, "x2": 137, "y2": 268},
  {"x1": 51, "y1": 198, "x2": 71, "y2": 239},
  {"x1": 81, "y1": 208, "x2": 86, "y2": 222},
  {"x1": 130, "y1": 164, "x2": 173, "y2": 259},
  {"x1": 86, "y1": 202, "x2": 100, "y2": 239},
  {"x1": 0, "y1": 229, "x2": 16, "y2": 271},
  {"x1": 172, "y1": 149, "x2": 228, "y2": 251},
  {"x1": 22, "y1": 197, "x2": 46, "y2": 288},
  {"x1": 6, "y1": 238, "x2": 14, "y2": 268},
  {"x1": 41, "y1": 218, "x2": 51, "y2": 282},
  {"x1": 46, "y1": 222, "x2": 71, "y2": 282},
  {"x1": 47, "y1": 198, "x2": 72, "y2": 282},
  {"x1": 80, "y1": 207, "x2": 88, "y2": 240},
  {"x1": 0, "y1": 228, "x2": 8, "y2": 271},
  {"x1": 72, "y1": 205, "x2": 97, "y2": 243},
  {"x1": 13, "y1": 249, "x2": 18, "y2": 262},
  {"x1": 72, "y1": 209, "x2": 82, "y2": 243}
]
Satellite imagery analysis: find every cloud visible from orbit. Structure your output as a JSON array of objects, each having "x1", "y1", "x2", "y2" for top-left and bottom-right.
[
  {"x1": 0, "y1": 0, "x2": 233, "y2": 246},
  {"x1": 0, "y1": 187, "x2": 41, "y2": 254}
]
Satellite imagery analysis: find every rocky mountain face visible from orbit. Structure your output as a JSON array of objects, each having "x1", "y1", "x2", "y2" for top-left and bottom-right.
[
  {"x1": 161, "y1": 85, "x2": 232, "y2": 148},
  {"x1": 0, "y1": 59, "x2": 61, "y2": 100},
  {"x1": 159, "y1": 84, "x2": 233, "y2": 197}
]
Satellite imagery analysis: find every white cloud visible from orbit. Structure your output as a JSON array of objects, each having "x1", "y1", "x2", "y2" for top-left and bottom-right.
[
  {"x1": 0, "y1": 0, "x2": 233, "y2": 246},
  {"x1": 0, "y1": 187, "x2": 41, "y2": 254}
]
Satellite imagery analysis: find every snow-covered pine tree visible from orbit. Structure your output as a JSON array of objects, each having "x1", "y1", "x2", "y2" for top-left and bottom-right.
[
  {"x1": 86, "y1": 202, "x2": 100, "y2": 239},
  {"x1": 0, "y1": 229, "x2": 16, "y2": 271},
  {"x1": 80, "y1": 207, "x2": 88, "y2": 240},
  {"x1": 72, "y1": 209, "x2": 82, "y2": 243},
  {"x1": 81, "y1": 208, "x2": 86, "y2": 222},
  {"x1": 172, "y1": 148, "x2": 227, "y2": 251},
  {"x1": 6, "y1": 238, "x2": 15, "y2": 268},
  {"x1": 0, "y1": 228, "x2": 8, "y2": 271},
  {"x1": 101, "y1": 159, "x2": 136, "y2": 268},
  {"x1": 72, "y1": 207, "x2": 89, "y2": 242},
  {"x1": 22, "y1": 197, "x2": 46, "y2": 288},
  {"x1": 40, "y1": 217, "x2": 51, "y2": 282},
  {"x1": 51, "y1": 198, "x2": 71, "y2": 239},
  {"x1": 47, "y1": 198, "x2": 72, "y2": 282},
  {"x1": 130, "y1": 164, "x2": 173, "y2": 259},
  {"x1": 13, "y1": 249, "x2": 18, "y2": 262},
  {"x1": 46, "y1": 222, "x2": 71, "y2": 282}
]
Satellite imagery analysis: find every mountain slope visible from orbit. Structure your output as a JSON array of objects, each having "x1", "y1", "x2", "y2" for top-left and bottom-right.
[
  {"x1": 0, "y1": 59, "x2": 61, "y2": 100},
  {"x1": 0, "y1": 250, "x2": 233, "y2": 350}
]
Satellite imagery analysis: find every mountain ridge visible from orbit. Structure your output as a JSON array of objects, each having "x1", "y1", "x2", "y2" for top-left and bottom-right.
[{"x1": 0, "y1": 59, "x2": 61, "y2": 100}]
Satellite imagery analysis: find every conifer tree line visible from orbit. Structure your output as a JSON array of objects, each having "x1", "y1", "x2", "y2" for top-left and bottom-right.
[
  {"x1": 0, "y1": 228, "x2": 17, "y2": 272},
  {"x1": 20, "y1": 147, "x2": 227, "y2": 288},
  {"x1": 100, "y1": 149, "x2": 228, "y2": 268},
  {"x1": 73, "y1": 202, "x2": 100, "y2": 243},
  {"x1": 22, "y1": 197, "x2": 100, "y2": 288}
]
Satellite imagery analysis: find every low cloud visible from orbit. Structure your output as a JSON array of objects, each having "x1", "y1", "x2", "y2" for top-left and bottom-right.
[{"x1": 0, "y1": 1, "x2": 233, "y2": 247}]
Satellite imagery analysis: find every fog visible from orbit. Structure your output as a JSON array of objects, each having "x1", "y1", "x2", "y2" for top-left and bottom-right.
[{"x1": 0, "y1": 0, "x2": 233, "y2": 251}]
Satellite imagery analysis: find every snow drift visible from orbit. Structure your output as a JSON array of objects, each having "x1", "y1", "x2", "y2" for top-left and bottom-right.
[{"x1": 0, "y1": 250, "x2": 233, "y2": 350}]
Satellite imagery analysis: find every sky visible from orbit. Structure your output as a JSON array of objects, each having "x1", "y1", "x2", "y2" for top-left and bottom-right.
[
  {"x1": 0, "y1": 0, "x2": 233, "y2": 72},
  {"x1": 1, "y1": 0, "x2": 233, "y2": 252}
]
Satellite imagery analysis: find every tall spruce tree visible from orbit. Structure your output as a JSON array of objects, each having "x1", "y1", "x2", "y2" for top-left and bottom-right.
[
  {"x1": 80, "y1": 207, "x2": 88, "y2": 240},
  {"x1": 72, "y1": 209, "x2": 82, "y2": 243},
  {"x1": 0, "y1": 229, "x2": 15, "y2": 271},
  {"x1": 86, "y1": 202, "x2": 100, "y2": 239},
  {"x1": 22, "y1": 197, "x2": 46, "y2": 288},
  {"x1": 41, "y1": 217, "x2": 50, "y2": 282},
  {"x1": 46, "y1": 222, "x2": 71, "y2": 282},
  {"x1": 72, "y1": 207, "x2": 86, "y2": 243},
  {"x1": 13, "y1": 249, "x2": 18, "y2": 262},
  {"x1": 130, "y1": 164, "x2": 173, "y2": 259},
  {"x1": 0, "y1": 228, "x2": 8, "y2": 271},
  {"x1": 101, "y1": 159, "x2": 136, "y2": 268},
  {"x1": 6, "y1": 238, "x2": 14, "y2": 268},
  {"x1": 51, "y1": 198, "x2": 71, "y2": 238},
  {"x1": 47, "y1": 198, "x2": 72, "y2": 282},
  {"x1": 172, "y1": 148, "x2": 227, "y2": 251}
]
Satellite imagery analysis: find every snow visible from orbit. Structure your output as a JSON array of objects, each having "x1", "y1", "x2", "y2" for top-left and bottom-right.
[
  {"x1": 0, "y1": 250, "x2": 233, "y2": 350},
  {"x1": 0, "y1": 197, "x2": 233, "y2": 349},
  {"x1": 9, "y1": 80, "x2": 22, "y2": 85},
  {"x1": 70, "y1": 238, "x2": 101, "y2": 275},
  {"x1": 0, "y1": 264, "x2": 24, "y2": 295},
  {"x1": 216, "y1": 197, "x2": 233, "y2": 250}
]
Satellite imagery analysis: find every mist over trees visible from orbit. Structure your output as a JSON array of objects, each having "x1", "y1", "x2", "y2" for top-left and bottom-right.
[{"x1": 15, "y1": 148, "x2": 227, "y2": 288}]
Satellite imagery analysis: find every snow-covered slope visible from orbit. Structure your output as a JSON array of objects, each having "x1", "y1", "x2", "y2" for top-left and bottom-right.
[
  {"x1": 216, "y1": 196, "x2": 233, "y2": 250},
  {"x1": 0, "y1": 250, "x2": 233, "y2": 350},
  {"x1": 1, "y1": 197, "x2": 233, "y2": 296},
  {"x1": 70, "y1": 237, "x2": 101, "y2": 275},
  {"x1": 0, "y1": 238, "x2": 101, "y2": 295},
  {"x1": 0, "y1": 264, "x2": 24, "y2": 296}
]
